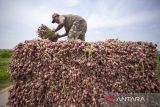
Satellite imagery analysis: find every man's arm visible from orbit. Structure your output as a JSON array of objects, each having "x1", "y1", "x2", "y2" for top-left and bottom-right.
[{"x1": 55, "y1": 23, "x2": 64, "y2": 32}]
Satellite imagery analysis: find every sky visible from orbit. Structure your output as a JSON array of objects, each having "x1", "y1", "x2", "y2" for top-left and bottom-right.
[{"x1": 0, "y1": 0, "x2": 160, "y2": 50}]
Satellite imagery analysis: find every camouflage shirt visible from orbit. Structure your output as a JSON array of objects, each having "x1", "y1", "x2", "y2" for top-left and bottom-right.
[{"x1": 59, "y1": 14, "x2": 86, "y2": 33}]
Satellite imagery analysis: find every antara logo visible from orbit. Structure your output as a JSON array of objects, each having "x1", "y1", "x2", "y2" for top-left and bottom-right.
[
  {"x1": 117, "y1": 96, "x2": 145, "y2": 102},
  {"x1": 100, "y1": 95, "x2": 145, "y2": 105},
  {"x1": 103, "y1": 96, "x2": 115, "y2": 104}
]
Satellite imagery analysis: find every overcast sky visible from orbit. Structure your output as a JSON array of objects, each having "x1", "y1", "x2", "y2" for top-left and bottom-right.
[{"x1": 0, "y1": 0, "x2": 160, "y2": 50}]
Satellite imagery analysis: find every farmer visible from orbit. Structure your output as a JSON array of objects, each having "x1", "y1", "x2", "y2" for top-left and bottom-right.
[{"x1": 52, "y1": 13, "x2": 87, "y2": 41}]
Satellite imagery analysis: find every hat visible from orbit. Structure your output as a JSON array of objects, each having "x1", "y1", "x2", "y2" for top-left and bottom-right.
[{"x1": 52, "y1": 13, "x2": 60, "y2": 23}]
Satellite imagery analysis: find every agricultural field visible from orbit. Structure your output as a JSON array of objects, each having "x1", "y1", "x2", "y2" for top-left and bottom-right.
[{"x1": 0, "y1": 49, "x2": 13, "y2": 90}]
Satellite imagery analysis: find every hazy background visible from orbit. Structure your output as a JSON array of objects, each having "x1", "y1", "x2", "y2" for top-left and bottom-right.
[{"x1": 0, "y1": 0, "x2": 160, "y2": 50}]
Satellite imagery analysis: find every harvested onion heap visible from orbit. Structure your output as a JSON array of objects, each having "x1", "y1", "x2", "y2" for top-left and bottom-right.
[
  {"x1": 8, "y1": 39, "x2": 160, "y2": 107},
  {"x1": 37, "y1": 24, "x2": 58, "y2": 42}
]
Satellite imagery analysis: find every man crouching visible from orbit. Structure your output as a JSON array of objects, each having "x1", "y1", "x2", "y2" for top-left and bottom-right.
[{"x1": 52, "y1": 13, "x2": 87, "y2": 41}]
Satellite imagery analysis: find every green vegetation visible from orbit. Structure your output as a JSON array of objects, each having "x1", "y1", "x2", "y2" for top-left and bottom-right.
[
  {"x1": 0, "y1": 50, "x2": 13, "y2": 90},
  {"x1": 0, "y1": 49, "x2": 13, "y2": 58}
]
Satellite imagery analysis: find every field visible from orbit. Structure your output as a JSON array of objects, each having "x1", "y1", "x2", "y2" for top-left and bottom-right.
[
  {"x1": 0, "y1": 49, "x2": 13, "y2": 90},
  {"x1": 0, "y1": 49, "x2": 160, "y2": 91}
]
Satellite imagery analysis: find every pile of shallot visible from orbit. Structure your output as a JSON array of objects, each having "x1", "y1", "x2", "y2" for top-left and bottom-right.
[{"x1": 8, "y1": 39, "x2": 160, "y2": 106}]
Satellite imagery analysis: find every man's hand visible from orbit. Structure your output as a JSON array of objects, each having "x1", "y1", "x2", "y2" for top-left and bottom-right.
[
  {"x1": 52, "y1": 29, "x2": 56, "y2": 32},
  {"x1": 55, "y1": 34, "x2": 61, "y2": 38}
]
